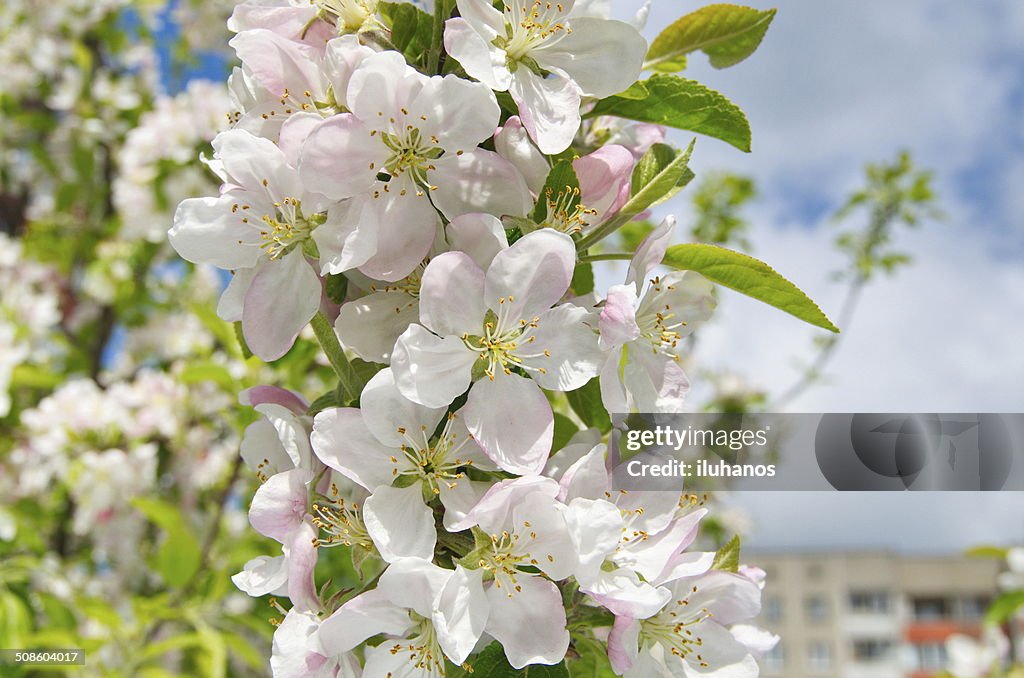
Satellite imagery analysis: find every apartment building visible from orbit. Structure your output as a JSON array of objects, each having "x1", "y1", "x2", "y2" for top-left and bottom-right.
[{"x1": 753, "y1": 551, "x2": 1010, "y2": 678}]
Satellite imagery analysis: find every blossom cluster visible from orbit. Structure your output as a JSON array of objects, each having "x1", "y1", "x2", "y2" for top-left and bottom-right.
[{"x1": 168, "y1": 0, "x2": 778, "y2": 675}]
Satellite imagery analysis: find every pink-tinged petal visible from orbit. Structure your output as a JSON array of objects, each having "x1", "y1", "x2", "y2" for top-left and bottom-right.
[
  {"x1": 347, "y1": 51, "x2": 425, "y2": 127},
  {"x1": 249, "y1": 468, "x2": 312, "y2": 543},
  {"x1": 616, "y1": 489, "x2": 680, "y2": 537},
  {"x1": 270, "y1": 609, "x2": 331, "y2": 678},
  {"x1": 363, "y1": 484, "x2": 437, "y2": 563},
  {"x1": 229, "y1": 29, "x2": 327, "y2": 100},
  {"x1": 586, "y1": 569, "x2": 671, "y2": 619},
  {"x1": 310, "y1": 408, "x2": 396, "y2": 491},
  {"x1": 313, "y1": 197, "x2": 378, "y2": 275},
  {"x1": 359, "y1": 368, "x2": 446, "y2": 448},
  {"x1": 535, "y1": 18, "x2": 646, "y2": 98},
  {"x1": 512, "y1": 498, "x2": 577, "y2": 580},
  {"x1": 485, "y1": 576, "x2": 570, "y2": 668},
  {"x1": 434, "y1": 566, "x2": 489, "y2": 665},
  {"x1": 169, "y1": 195, "x2": 264, "y2": 270},
  {"x1": 430, "y1": 150, "x2": 533, "y2": 220},
  {"x1": 240, "y1": 385, "x2": 308, "y2": 413},
  {"x1": 613, "y1": 121, "x2": 666, "y2": 159},
  {"x1": 356, "y1": 188, "x2": 440, "y2": 282},
  {"x1": 510, "y1": 69, "x2": 581, "y2": 155},
  {"x1": 464, "y1": 374, "x2": 553, "y2": 476},
  {"x1": 608, "y1": 615, "x2": 641, "y2": 674},
  {"x1": 625, "y1": 508, "x2": 707, "y2": 582},
  {"x1": 455, "y1": 0, "x2": 505, "y2": 40},
  {"x1": 211, "y1": 129, "x2": 302, "y2": 199},
  {"x1": 625, "y1": 215, "x2": 675, "y2": 292},
  {"x1": 231, "y1": 555, "x2": 289, "y2": 597},
  {"x1": 418, "y1": 75, "x2": 500, "y2": 152},
  {"x1": 494, "y1": 116, "x2": 549, "y2": 195},
  {"x1": 217, "y1": 267, "x2": 258, "y2": 321},
  {"x1": 278, "y1": 112, "x2": 323, "y2": 168},
  {"x1": 299, "y1": 114, "x2": 383, "y2": 201},
  {"x1": 657, "y1": 551, "x2": 716, "y2": 586},
  {"x1": 485, "y1": 229, "x2": 576, "y2": 321},
  {"x1": 438, "y1": 478, "x2": 491, "y2": 531},
  {"x1": 564, "y1": 498, "x2": 623, "y2": 580},
  {"x1": 323, "y1": 35, "x2": 375, "y2": 109},
  {"x1": 621, "y1": 346, "x2": 691, "y2": 413},
  {"x1": 419, "y1": 251, "x2": 487, "y2": 337},
  {"x1": 599, "y1": 349, "x2": 629, "y2": 415},
  {"x1": 559, "y1": 445, "x2": 610, "y2": 502},
  {"x1": 599, "y1": 284, "x2": 641, "y2": 350},
  {"x1": 731, "y1": 624, "x2": 781, "y2": 658},
  {"x1": 523, "y1": 304, "x2": 604, "y2": 391},
  {"x1": 241, "y1": 250, "x2": 321, "y2": 361},
  {"x1": 680, "y1": 571, "x2": 763, "y2": 626},
  {"x1": 378, "y1": 557, "x2": 451, "y2": 618},
  {"x1": 316, "y1": 589, "x2": 413, "y2": 655},
  {"x1": 574, "y1": 145, "x2": 633, "y2": 221},
  {"x1": 335, "y1": 290, "x2": 417, "y2": 363},
  {"x1": 446, "y1": 213, "x2": 510, "y2": 270},
  {"x1": 444, "y1": 17, "x2": 512, "y2": 91},
  {"x1": 285, "y1": 519, "x2": 320, "y2": 612},
  {"x1": 392, "y1": 325, "x2": 477, "y2": 408},
  {"x1": 240, "y1": 418, "x2": 294, "y2": 476},
  {"x1": 681, "y1": 620, "x2": 758, "y2": 674},
  {"x1": 228, "y1": 5, "x2": 329, "y2": 46},
  {"x1": 450, "y1": 475, "x2": 560, "y2": 533},
  {"x1": 254, "y1": 402, "x2": 312, "y2": 469}
]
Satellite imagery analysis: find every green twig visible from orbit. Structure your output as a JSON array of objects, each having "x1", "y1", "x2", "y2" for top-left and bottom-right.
[
  {"x1": 578, "y1": 252, "x2": 633, "y2": 263},
  {"x1": 311, "y1": 311, "x2": 358, "y2": 403}
]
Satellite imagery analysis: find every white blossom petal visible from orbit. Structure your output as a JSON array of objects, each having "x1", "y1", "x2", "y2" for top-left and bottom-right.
[
  {"x1": 363, "y1": 484, "x2": 437, "y2": 563},
  {"x1": 392, "y1": 325, "x2": 477, "y2": 408},
  {"x1": 464, "y1": 374, "x2": 553, "y2": 476},
  {"x1": 485, "y1": 575, "x2": 570, "y2": 669}
]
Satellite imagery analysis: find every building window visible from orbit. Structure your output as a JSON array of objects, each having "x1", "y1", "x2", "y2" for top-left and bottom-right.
[
  {"x1": 960, "y1": 595, "x2": 991, "y2": 620},
  {"x1": 764, "y1": 643, "x2": 784, "y2": 672},
  {"x1": 852, "y1": 639, "x2": 894, "y2": 662},
  {"x1": 913, "y1": 597, "x2": 951, "y2": 620},
  {"x1": 807, "y1": 642, "x2": 832, "y2": 672},
  {"x1": 849, "y1": 591, "x2": 890, "y2": 614},
  {"x1": 763, "y1": 596, "x2": 782, "y2": 622},
  {"x1": 805, "y1": 595, "x2": 829, "y2": 621},
  {"x1": 916, "y1": 643, "x2": 948, "y2": 671}
]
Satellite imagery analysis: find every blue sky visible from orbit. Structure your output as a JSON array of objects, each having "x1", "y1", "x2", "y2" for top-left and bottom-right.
[{"x1": 619, "y1": 1, "x2": 1024, "y2": 552}]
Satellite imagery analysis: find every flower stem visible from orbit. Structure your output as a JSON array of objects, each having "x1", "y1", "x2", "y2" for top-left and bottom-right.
[
  {"x1": 427, "y1": 0, "x2": 449, "y2": 74},
  {"x1": 311, "y1": 311, "x2": 358, "y2": 403},
  {"x1": 578, "y1": 252, "x2": 633, "y2": 263}
]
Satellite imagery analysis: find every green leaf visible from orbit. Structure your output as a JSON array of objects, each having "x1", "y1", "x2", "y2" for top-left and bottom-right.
[
  {"x1": 712, "y1": 535, "x2": 741, "y2": 572},
  {"x1": 325, "y1": 273, "x2": 349, "y2": 304},
  {"x1": 307, "y1": 389, "x2": 341, "y2": 415},
  {"x1": 379, "y1": 2, "x2": 433, "y2": 61},
  {"x1": 631, "y1": 143, "x2": 678, "y2": 195},
  {"x1": 179, "y1": 362, "x2": 236, "y2": 392},
  {"x1": 965, "y1": 546, "x2": 1010, "y2": 559},
  {"x1": 451, "y1": 642, "x2": 569, "y2": 677},
  {"x1": 647, "y1": 5, "x2": 777, "y2": 72},
  {"x1": 552, "y1": 412, "x2": 580, "y2": 452},
  {"x1": 132, "y1": 498, "x2": 202, "y2": 588},
  {"x1": 662, "y1": 244, "x2": 839, "y2": 332},
  {"x1": 9, "y1": 364, "x2": 62, "y2": 389},
  {"x1": 233, "y1": 321, "x2": 254, "y2": 360},
  {"x1": 985, "y1": 590, "x2": 1024, "y2": 625},
  {"x1": 570, "y1": 262, "x2": 594, "y2": 296},
  {"x1": 589, "y1": 76, "x2": 751, "y2": 152},
  {"x1": 533, "y1": 159, "x2": 579, "y2": 224},
  {"x1": 566, "y1": 378, "x2": 611, "y2": 433}
]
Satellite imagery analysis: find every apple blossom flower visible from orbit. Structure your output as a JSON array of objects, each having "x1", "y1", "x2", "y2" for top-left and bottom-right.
[
  {"x1": 444, "y1": 0, "x2": 647, "y2": 153},
  {"x1": 598, "y1": 216, "x2": 716, "y2": 413},
  {"x1": 270, "y1": 607, "x2": 362, "y2": 678},
  {"x1": 608, "y1": 570, "x2": 765, "y2": 678},
  {"x1": 316, "y1": 557, "x2": 488, "y2": 676},
  {"x1": 334, "y1": 212, "x2": 508, "y2": 363},
  {"x1": 391, "y1": 229, "x2": 604, "y2": 474},
  {"x1": 300, "y1": 50, "x2": 530, "y2": 282},
  {"x1": 448, "y1": 477, "x2": 576, "y2": 667},
  {"x1": 239, "y1": 385, "x2": 313, "y2": 479},
  {"x1": 312, "y1": 368, "x2": 495, "y2": 545},
  {"x1": 169, "y1": 128, "x2": 353, "y2": 360},
  {"x1": 227, "y1": 31, "x2": 374, "y2": 141}
]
